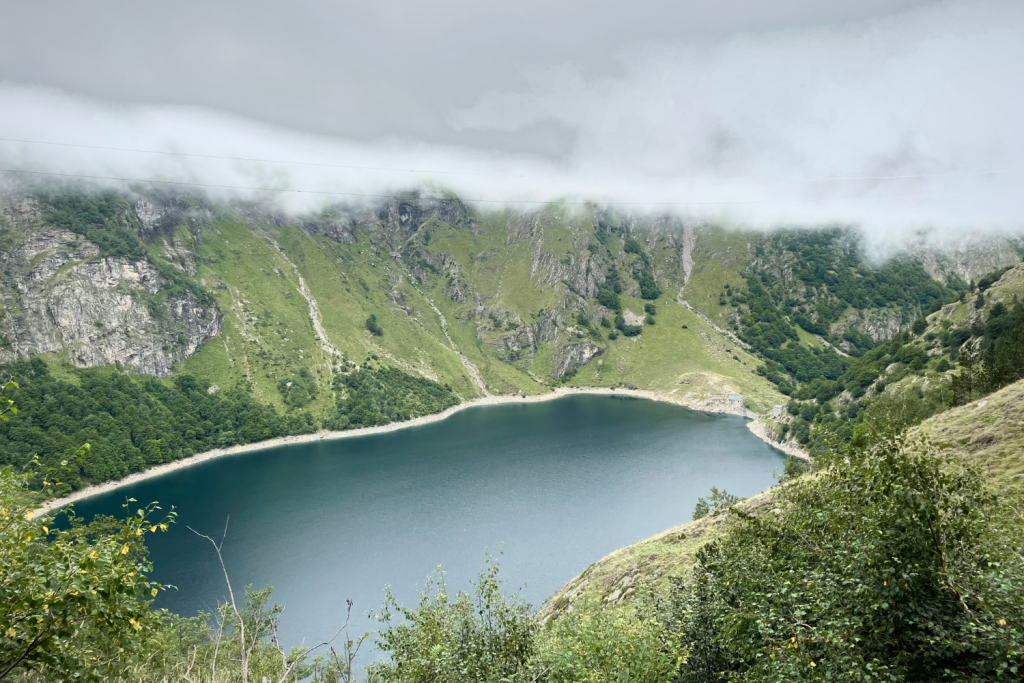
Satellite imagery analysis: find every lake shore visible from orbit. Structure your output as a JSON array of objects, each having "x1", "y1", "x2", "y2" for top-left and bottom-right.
[{"x1": 34, "y1": 386, "x2": 800, "y2": 515}]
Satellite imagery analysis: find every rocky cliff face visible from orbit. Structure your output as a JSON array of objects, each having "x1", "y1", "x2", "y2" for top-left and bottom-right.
[
  {"x1": 911, "y1": 235, "x2": 1022, "y2": 284},
  {"x1": 551, "y1": 341, "x2": 603, "y2": 378},
  {"x1": 0, "y1": 194, "x2": 220, "y2": 376},
  {"x1": 830, "y1": 307, "x2": 906, "y2": 343}
]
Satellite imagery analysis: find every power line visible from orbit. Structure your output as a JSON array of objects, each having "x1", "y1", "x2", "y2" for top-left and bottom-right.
[
  {"x1": 0, "y1": 167, "x2": 977, "y2": 207},
  {"x1": 0, "y1": 137, "x2": 1010, "y2": 183},
  {"x1": 0, "y1": 137, "x2": 479, "y2": 176}
]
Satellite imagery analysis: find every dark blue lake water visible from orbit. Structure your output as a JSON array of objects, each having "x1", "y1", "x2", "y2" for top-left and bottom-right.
[{"x1": 71, "y1": 395, "x2": 785, "y2": 648}]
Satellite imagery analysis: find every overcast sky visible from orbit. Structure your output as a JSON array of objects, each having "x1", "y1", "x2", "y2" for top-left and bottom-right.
[{"x1": 0, "y1": 0, "x2": 1021, "y2": 239}]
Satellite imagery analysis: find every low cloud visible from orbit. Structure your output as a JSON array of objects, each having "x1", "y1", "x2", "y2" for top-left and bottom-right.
[{"x1": 0, "y1": 0, "x2": 1021, "y2": 245}]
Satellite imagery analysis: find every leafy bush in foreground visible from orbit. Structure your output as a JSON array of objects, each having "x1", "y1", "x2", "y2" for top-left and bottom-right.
[
  {"x1": 368, "y1": 563, "x2": 680, "y2": 683},
  {"x1": 0, "y1": 392, "x2": 175, "y2": 683},
  {"x1": 368, "y1": 560, "x2": 534, "y2": 683},
  {"x1": 532, "y1": 596, "x2": 680, "y2": 683},
  {"x1": 677, "y1": 432, "x2": 1024, "y2": 681}
]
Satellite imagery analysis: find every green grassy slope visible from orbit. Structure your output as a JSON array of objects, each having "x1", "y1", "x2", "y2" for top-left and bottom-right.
[
  {"x1": 914, "y1": 377, "x2": 1024, "y2": 492},
  {"x1": 173, "y1": 199, "x2": 783, "y2": 410}
]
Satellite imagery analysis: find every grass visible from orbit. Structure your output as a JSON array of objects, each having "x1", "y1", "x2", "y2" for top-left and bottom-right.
[
  {"x1": 563, "y1": 293, "x2": 783, "y2": 407},
  {"x1": 795, "y1": 325, "x2": 823, "y2": 349},
  {"x1": 163, "y1": 205, "x2": 783, "y2": 414},
  {"x1": 539, "y1": 488, "x2": 777, "y2": 619},
  {"x1": 681, "y1": 226, "x2": 752, "y2": 325},
  {"x1": 915, "y1": 378, "x2": 1024, "y2": 493},
  {"x1": 179, "y1": 218, "x2": 333, "y2": 414}
]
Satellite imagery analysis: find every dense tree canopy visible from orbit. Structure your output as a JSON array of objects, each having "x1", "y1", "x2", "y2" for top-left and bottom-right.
[
  {"x1": 327, "y1": 366, "x2": 459, "y2": 430},
  {"x1": 0, "y1": 359, "x2": 315, "y2": 494}
]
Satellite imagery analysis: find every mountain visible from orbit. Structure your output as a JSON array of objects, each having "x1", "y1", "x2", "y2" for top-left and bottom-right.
[{"x1": 1, "y1": 177, "x2": 1022, "y2": 492}]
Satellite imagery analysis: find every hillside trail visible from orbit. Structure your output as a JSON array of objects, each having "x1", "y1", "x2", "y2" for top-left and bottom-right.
[
  {"x1": 676, "y1": 289, "x2": 749, "y2": 351},
  {"x1": 262, "y1": 235, "x2": 341, "y2": 393},
  {"x1": 400, "y1": 269, "x2": 491, "y2": 397}
]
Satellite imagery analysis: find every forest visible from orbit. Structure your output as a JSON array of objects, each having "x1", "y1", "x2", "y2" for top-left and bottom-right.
[
  {"x1": 326, "y1": 366, "x2": 459, "y2": 430},
  {"x1": 780, "y1": 282, "x2": 1024, "y2": 453},
  {"x1": 740, "y1": 229, "x2": 962, "y2": 394},
  {"x1": 0, "y1": 357, "x2": 460, "y2": 495},
  {"x1": 0, "y1": 358, "x2": 316, "y2": 495}
]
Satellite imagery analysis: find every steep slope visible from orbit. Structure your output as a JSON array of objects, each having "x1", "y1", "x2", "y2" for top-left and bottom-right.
[
  {"x1": 0, "y1": 192, "x2": 220, "y2": 376},
  {"x1": 0, "y1": 182, "x2": 786, "y2": 416},
  {"x1": 542, "y1": 376, "x2": 1024, "y2": 618},
  {"x1": 3, "y1": 178, "x2": 1023, "y2": 497},
  {"x1": 912, "y1": 376, "x2": 1024, "y2": 492}
]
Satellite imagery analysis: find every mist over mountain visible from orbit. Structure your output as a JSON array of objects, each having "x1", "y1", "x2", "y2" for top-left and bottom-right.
[{"x1": 1, "y1": 0, "x2": 1022, "y2": 241}]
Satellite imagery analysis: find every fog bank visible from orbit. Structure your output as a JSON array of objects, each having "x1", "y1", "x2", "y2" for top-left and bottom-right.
[{"x1": 0, "y1": 0, "x2": 1021, "y2": 243}]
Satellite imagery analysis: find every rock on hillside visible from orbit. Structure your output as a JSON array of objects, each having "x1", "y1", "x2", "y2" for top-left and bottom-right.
[
  {"x1": 911, "y1": 235, "x2": 1023, "y2": 285},
  {"x1": 0, "y1": 197, "x2": 220, "y2": 376},
  {"x1": 550, "y1": 341, "x2": 602, "y2": 378}
]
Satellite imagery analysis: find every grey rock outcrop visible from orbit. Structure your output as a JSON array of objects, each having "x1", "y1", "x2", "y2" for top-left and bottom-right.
[
  {"x1": 830, "y1": 307, "x2": 907, "y2": 344},
  {"x1": 911, "y1": 235, "x2": 1021, "y2": 284},
  {"x1": 0, "y1": 225, "x2": 220, "y2": 376},
  {"x1": 622, "y1": 309, "x2": 646, "y2": 327},
  {"x1": 550, "y1": 341, "x2": 603, "y2": 378}
]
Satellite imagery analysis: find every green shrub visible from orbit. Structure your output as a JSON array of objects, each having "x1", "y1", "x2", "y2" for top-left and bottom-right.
[
  {"x1": 276, "y1": 367, "x2": 318, "y2": 409},
  {"x1": 782, "y1": 455, "x2": 809, "y2": 480},
  {"x1": 596, "y1": 287, "x2": 621, "y2": 312},
  {"x1": 533, "y1": 597, "x2": 681, "y2": 683},
  {"x1": 676, "y1": 431, "x2": 1024, "y2": 681},
  {"x1": 692, "y1": 486, "x2": 742, "y2": 520},
  {"x1": 366, "y1": 314, "x2": 384, "y2": 336},
  {"x1": 615, "y1": 315, "x2": 643, "y2": 337},
  {"x1": 637, "y1": 270, "x2": 661, "y2": 300},
  {"x1": 368, "y1": 560, "x2": 535, "y2": 683}
]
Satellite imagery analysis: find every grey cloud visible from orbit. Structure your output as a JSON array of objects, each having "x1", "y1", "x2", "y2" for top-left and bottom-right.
[
  {"x1": 0, "y1": 0, "x2": 1020, "y2": 245},
  {"x1": 2, "y1": 0, "x2": 934, "y2": 153}
]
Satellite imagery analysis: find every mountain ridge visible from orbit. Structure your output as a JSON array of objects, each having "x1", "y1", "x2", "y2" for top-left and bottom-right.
[{"x1": 2, "y1": 178, "x2": 1022, "y2": 495}]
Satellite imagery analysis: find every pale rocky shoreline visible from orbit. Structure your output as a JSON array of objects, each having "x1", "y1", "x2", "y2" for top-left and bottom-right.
[{"x1": 34, "y1": 386, "x2": 805, "y2": 516}]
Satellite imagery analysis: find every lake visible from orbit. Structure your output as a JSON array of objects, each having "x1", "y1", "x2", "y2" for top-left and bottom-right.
[{"x1": 70, "y1": 395, "x2": 786, "y2": 648}]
